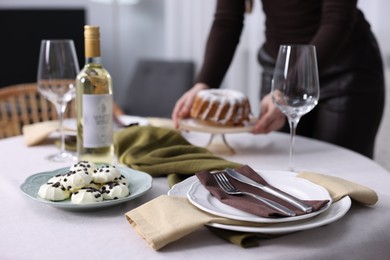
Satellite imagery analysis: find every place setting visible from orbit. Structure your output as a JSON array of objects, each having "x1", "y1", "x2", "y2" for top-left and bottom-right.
[
  {"x1": 168, "y1": 165, "x2": 353, "y2": 234},
  {"x1": 124, "y1": 156, "x2": 377, "y2": 250}
]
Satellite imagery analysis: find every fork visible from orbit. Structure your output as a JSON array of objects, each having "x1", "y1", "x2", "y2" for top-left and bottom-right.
[{"x1": 213, "y1": 172, "x2": 296, "y2": 217}]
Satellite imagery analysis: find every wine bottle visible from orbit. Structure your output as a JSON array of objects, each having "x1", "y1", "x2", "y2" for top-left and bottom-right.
[{"x1": 76, "y1": 25, "x2": 115, "y2": 163}]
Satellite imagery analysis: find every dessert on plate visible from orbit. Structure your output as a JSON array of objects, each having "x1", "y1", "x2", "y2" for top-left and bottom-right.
[
  {"x1": 38, "y1": 182, "x2": 70, "y2": 201},
  {"x1": 71, "y1": 187, "x2": 103, "y2": 204},
  {"x1": 190, "y1": 89, "x2": 251, "y2": 127},
  {"x1": 101, "y1": 182, "x2": 130, "y2": 200},
  {"x1": 37, "y1": 160, "x2": 130, "y2": 204},
  {"x1": 93, "y1": 164, "x2": 121, "y2": 184}
]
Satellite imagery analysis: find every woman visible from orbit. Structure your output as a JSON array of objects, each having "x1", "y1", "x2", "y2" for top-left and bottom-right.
[{"x1": 172, "y1": 0, "x2": 385, "y2": 158}]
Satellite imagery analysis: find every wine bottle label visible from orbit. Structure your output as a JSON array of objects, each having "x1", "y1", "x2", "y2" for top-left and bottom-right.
[{"x1": 82, "y1": 94, "x2": 113, "y2": 148}]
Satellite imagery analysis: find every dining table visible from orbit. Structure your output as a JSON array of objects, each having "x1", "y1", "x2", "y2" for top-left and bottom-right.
[{"x1": 1, "y1": 117, "x2": 390, "y2": 260}]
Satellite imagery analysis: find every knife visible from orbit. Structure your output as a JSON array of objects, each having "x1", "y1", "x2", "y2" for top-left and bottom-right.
[{"x1": 225, "y1": 168, "x2": 313, "y2": 213}]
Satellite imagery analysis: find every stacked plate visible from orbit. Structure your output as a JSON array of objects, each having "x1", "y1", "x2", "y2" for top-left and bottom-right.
[{"x1": 168, "y1": 170, "x2": 351, "y2": 234}]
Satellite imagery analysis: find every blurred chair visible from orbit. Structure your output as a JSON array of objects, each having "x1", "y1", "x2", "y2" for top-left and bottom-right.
[
  {"x1": 0, "y1": 83, "x2": 76, "y2": 139},
  {"x1": 122, "y1": 59, "x2": 194, "y2": 118}
]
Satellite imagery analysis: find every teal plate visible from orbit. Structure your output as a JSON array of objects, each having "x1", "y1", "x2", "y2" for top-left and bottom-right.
[{"x1": 20, "y1": 165, "x2": 152, "y2": 211}]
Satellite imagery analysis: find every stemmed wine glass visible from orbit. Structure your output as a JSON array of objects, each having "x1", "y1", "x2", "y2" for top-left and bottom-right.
[
  {"x1": 37, "y1": 39, "x2": 80, "y2": 162},
  {"x1": 271, "y1": 45, "x2": 320, "y2": 171}
]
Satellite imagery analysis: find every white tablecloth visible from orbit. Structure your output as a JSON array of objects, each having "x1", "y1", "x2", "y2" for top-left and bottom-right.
[{"x1": 1, "y1": 130, "x2": 390, "y2": 260}]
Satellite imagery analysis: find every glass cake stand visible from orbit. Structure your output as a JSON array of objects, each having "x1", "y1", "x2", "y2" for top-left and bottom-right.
[{"x1": 179, "y1": 118, "x2": 256, "y2": 155}]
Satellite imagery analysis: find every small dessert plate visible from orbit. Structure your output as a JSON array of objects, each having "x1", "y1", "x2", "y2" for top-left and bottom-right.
[{"x1": 20, "y1": 165, "x2": 152, "y2": 211}]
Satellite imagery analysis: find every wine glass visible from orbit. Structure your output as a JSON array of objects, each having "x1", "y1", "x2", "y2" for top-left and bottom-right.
[
  {"x1": 271, "y1": 45, "x2": 320, "y2": 171},
  {"x1": 37, "y1": 39, "x2": 80, "y2": 162}
]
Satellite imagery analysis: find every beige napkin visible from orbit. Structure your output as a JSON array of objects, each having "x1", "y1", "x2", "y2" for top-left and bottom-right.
[
  {"x1": 125, "y1": 172, "x2": 378, "y2": 250},
  {"x1": 297, "y1": 172, "x2": 378, "y2": 205},
  {"x1": 22, "y1": 117, "x2": 171, "y2": 147},
  {"x1": 23, "y1": 121, "x2": 59, "y2": 146},
  {"x1": 22, "y1": 120, "x2": 78, "y2": 148}
]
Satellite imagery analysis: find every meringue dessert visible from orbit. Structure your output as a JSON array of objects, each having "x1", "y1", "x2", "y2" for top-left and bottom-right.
[
  {"x1": 38, "y1": 182, "x2": 70, "y2": 201},
  {"x1": 93, "y1": 165, "x2": 121, "y2": 184},
  {"x1": 71, "y1": 187, "x2": 103, "y2": 204},
  {"x1": 101, "y1": 182, "x2": 130, "y2": 200},
  {"x1": 38, "y1": 161, "x2": 130, "y2": 204}
]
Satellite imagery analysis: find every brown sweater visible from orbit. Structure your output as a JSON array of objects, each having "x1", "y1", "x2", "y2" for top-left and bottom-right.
[{"x1": 196, "y1": 0, "x2": 371, "y2": 88}]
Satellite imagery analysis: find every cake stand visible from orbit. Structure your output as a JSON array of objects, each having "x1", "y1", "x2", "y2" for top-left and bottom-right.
[{"x1": 179, "y1": 118, "x2": 256, "y2": 155}]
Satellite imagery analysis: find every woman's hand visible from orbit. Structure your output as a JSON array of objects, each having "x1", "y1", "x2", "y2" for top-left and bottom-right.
[
  {"x1": 253, "y1": 93, "x2": 286, "y2": 134},
  {"x1": 172, "y1": 83, "x2": 209, "y2": 128}
]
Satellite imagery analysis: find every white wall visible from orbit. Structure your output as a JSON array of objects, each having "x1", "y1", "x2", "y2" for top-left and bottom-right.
[
  {"x1": 108, "y1": 0, "x2": 165, "y2": 106},
  {"x1": 358, "y1": 0, "x2": 390, "y2": 66}
]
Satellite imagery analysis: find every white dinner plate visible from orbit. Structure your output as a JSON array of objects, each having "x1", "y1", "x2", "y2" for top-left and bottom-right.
[
  {"x1": 179, "y1": 117, "x2": 256, "y2": 134},
  {"x1": 186, "y1": 170, "x2": 332, "y2": 223},
  {"x1": 20, "y1": 165, "x2": 152, "y2": 211},
  {"x1": 63, "y1": 115, "x2": 149, "y2": 132},
  {"x1": 118, "y1": 115, "x2": 149, "y2": 127},
  {"x1": 168, "y1": 175, "x2": 351, "y2": 234}
]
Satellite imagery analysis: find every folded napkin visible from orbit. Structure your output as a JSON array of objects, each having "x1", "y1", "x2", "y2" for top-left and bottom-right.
[
  {"x1": 297, "y1": 172, "x2": 378, "y2": 205},
  {"x1": 22, "y1": 117, "x2": 173, "y2": 148},
  {"x1": 196, "y1": 165, "x2": 329, "y2": 217},
  {"x1": 23, "y1": 121, "x2": 59, "y2": 146},
  {"x1": 114, "y1": 125, "x2": 241, "y2": 185},
  {"x1": 22, "y1": 120, "x2": 77, "y2": 147},
  {"x1": 125, "y1": 170, "x2": 378, "y2": 250}
]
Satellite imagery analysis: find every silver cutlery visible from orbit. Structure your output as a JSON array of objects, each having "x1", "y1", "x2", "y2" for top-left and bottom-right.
[
  {"x1": 213, "y1": 172, "x2": 296, "y2": 217},
  {"x1": 225, "y1": 168, "x2": 313, "y2": 213}
]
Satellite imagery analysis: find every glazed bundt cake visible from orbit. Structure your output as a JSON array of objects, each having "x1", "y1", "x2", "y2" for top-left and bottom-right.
[{"x1": 190, "y1": 89, "x2": 251, "y2": 126}]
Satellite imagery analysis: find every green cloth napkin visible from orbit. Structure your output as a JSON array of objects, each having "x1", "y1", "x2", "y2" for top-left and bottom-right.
[
  {"x1": 207, "y1": 226, "x2": 277, "y2": 248},
  {"x1": 114, "y1": 125, "x2": 241, "y2": 186},
  {"x1": 115, "y1": 125, "x2": 253, "y2": 246}
]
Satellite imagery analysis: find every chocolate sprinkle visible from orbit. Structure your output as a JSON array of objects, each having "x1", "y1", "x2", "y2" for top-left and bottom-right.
[
  {"x1": 40, "y1": 161, "x2": 129, "y2": 204},
  {"x1": 52, "y1": 182, "x2": 61, "y2": 188}
]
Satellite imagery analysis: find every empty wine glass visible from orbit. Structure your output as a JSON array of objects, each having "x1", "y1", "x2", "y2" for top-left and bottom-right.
[
  {"x1": 271, "y1": 45, "x2": 320, "y2": 171},
  {"x1": 37, "y1": 39, "x2": 79, "y2": 162}
]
